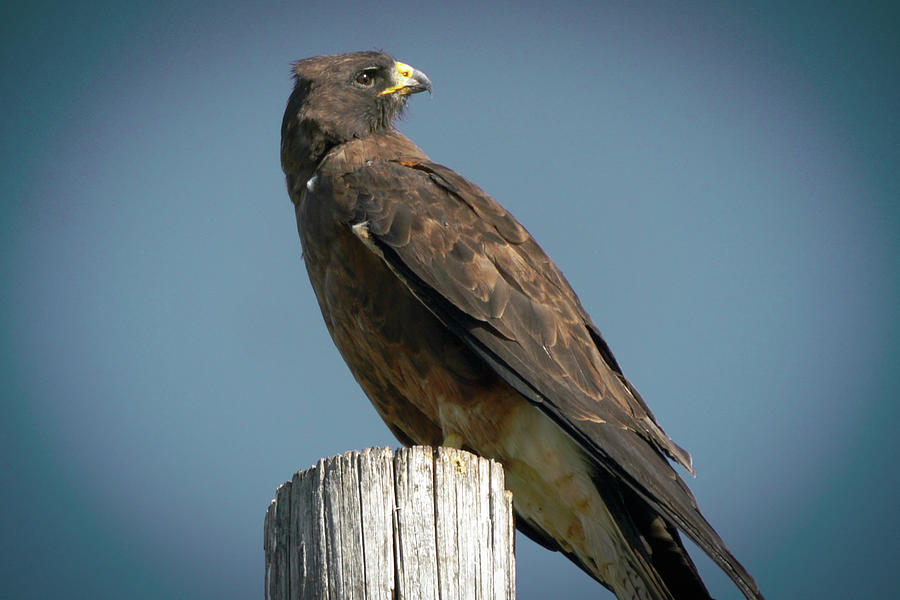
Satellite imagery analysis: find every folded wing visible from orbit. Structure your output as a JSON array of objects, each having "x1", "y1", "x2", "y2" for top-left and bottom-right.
[{"x1": 317, "y1": 154, "x2": 761, "y2": 600}]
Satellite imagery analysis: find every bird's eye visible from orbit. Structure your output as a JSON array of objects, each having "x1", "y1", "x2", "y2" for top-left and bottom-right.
[{"x1": 356, "y1": 71, "x2": 375, "y2": 86}]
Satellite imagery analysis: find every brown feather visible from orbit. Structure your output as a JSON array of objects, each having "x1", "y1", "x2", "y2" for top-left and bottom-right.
[{"x1": 282, "y1": 51, "x2": 763, "y2": 600}]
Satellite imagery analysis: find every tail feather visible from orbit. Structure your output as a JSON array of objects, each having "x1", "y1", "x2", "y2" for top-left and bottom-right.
[
  {"x1": 513, "y1": 459, "x2": 717, "y2": 600},
  {"x1": 618, "y1": 483, "x2": 712, "y2": 599},
  {"x1": 591, "y1": 468, "x2": 713, "y2": 600}
]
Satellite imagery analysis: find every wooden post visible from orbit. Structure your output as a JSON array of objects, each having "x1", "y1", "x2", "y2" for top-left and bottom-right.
[{"x1": 264, "y1": 446, "x2": 516, "y2": 600}]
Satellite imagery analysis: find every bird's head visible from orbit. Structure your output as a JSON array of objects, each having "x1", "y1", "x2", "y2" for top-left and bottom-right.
[{"x1": 281, "y1": 51, "x2": 431, "y2": 178}]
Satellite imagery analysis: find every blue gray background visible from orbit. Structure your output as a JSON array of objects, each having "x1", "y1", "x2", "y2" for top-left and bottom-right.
[{"x1": 3, "y1": 1, "x2": 897, "y2": 598}]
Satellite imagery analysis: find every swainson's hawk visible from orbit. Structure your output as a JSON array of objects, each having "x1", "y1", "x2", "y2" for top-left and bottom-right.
[{"x1": 281, "y1": 51, "x2": 763, "y2": 600}]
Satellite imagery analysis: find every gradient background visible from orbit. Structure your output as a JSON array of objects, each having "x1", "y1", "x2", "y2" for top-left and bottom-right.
[{"x1": 3, "y1": 1, "x2": 898, "y2": 598}]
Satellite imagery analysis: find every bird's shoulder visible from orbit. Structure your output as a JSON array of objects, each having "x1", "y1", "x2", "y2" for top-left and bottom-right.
[
  {"x1": 318, "y1": 131, "x2": 428, "y2": 178},
  {"x1": 315, "y1": 137, "x2": 583, "y2": 339}
]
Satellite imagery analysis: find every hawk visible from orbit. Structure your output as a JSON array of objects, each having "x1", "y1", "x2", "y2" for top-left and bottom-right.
[{"x1": 281, "y1": 51, "x2": 763, "y2": 600}]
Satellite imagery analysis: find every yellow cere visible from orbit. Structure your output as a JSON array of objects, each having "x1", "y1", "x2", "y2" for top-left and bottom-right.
[
  {"x1": 376, "y1": 61, "x2": 415, "y2": 96},
  {"x1": 395, "y1": 62, "x2": 413, "y2": 78}
]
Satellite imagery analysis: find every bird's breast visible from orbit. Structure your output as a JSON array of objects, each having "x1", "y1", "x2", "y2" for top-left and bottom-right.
[{"x1": 296, "y1": 189, "x2": 503, "y2": 444}]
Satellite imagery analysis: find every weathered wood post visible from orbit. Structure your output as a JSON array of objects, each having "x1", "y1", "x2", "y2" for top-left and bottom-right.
[{"x1": 264, "y1": 446, "x2": 515, "y2": 600}]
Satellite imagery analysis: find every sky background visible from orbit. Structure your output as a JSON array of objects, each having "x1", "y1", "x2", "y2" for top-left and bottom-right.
[{"x1": 2, "y1": 1, "x2": 898, "y2": 598}]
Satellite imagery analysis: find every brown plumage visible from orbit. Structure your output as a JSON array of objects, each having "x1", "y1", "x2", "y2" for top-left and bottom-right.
[{"x1": 281, "y1": 51, "x2": 763, "y2": 600}]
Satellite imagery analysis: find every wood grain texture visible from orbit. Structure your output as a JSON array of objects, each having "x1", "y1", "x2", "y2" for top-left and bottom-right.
[{"x1": 264, "y1": 447, "x2": 515, "y2": 600}]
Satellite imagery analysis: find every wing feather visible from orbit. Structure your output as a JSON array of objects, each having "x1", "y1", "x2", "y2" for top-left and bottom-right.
[{"x1": 318, "y1": 154, "x2": 761, "y2": 600}]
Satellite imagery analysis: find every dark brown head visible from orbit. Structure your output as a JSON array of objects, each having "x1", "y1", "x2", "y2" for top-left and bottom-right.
[{"x1": 281, "y1": 51, "x2": 431, "y2": 182}]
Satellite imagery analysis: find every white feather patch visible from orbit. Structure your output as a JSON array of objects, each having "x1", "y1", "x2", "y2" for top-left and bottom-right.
[{"x1": 351, "y1": 221, "x2": 370, "y2": 240}]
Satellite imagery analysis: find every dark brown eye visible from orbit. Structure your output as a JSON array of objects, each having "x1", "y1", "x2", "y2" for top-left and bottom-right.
[{"x1": 356, "y1": 71, "x2": 375, "y2": 86}]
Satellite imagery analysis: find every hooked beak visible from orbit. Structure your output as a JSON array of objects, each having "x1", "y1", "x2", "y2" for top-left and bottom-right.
[{"x1": 377, "y1": 61, "x2": 432, "y2": 96}]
